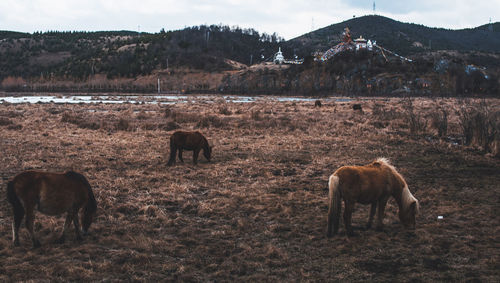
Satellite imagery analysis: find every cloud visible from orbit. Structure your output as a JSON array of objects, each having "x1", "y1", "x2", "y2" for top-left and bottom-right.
[{"x1": 0, "y1": 0, "x2": 498, "y2": 39}]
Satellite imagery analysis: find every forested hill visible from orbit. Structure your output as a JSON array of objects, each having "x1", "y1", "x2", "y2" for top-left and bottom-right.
[
  {"x1": 0, "y1": 25, "x2": 283, "y2": 80},
  {"x1": 288, "y1": 15, "x2": 500, "y2": 56}
]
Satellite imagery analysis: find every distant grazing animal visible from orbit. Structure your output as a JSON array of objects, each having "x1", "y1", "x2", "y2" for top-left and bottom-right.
[
  {"x1": 167, "y1": 131, "x2": 212, "y2": 166},
  {"x1": 7, "y1": 171, "x2": 97, "y2": 248},
  {"x1": 352, "y1": 104, "x2": 362, "y2": 111},
  {"x1": 314, "y1": 100, "x2": 322, "y2": 108},
  {"x1": 326, "y1": 158, "x2": 419, "y2": 237}
]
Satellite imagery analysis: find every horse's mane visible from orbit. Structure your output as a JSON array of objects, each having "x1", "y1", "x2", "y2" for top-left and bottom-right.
[
  {"x1": 65, "y1": 171, "x2": 97, "y2": 214},
  {"x1": 374, "y1": 157, "x2": 394, "y2": 170},
  {"x1": 375, "y1": 158, "x2": 419, "y2": 213}
]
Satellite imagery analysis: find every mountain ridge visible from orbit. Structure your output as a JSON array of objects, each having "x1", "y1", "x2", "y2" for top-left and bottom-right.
[{"x1": 288, "y1": 15, "x2": 500, "y2": 56}]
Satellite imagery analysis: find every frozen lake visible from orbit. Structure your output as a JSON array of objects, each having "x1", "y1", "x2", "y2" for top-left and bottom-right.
[{"x1": 0, "y1": 94, "x2": 348, "y2": 104}]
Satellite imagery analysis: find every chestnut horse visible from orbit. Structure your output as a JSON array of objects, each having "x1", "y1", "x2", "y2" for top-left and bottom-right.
[
  {"x1": 326, "y1": 158, "x2": 419, "y2": 237},
  {"x1": 7, "y1": 170, "x2": 97, "y2": 248},
  {"x1": 167, "y1": 131, "x2": 212, "y2": 166}
]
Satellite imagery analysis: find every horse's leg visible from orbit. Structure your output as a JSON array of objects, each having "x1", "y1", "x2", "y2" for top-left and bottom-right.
[
  {"x1": 56, "y1": 212, "x2": 74, "y2": 244},
  {"x1": 343, "y1": 200, "x2": 355, "y2": 237},
  {"x1": 376, "y1": 197, "x2": 389, "y2": 231},
  {"x1": 12, "y1": 205, "x2": 25, "y2": 247},
  {"x1": 72, "y1": 209, "x2": 83, "y2": 241},
  {"x1": 167, "y1": 147, "x2": 177, "y2": 166},
  {"x1": 366, "y1": 202, "x2": 377, "y2": 229},
  {"x1": 193, "y1": 148, "x2": 200, "y2": 165},
  {"x1": 24, "y1": 206, "x2": 40, "y2": 248},
  {"x1": 178, "y1": 149, "x2": 184, "y2": 163}
]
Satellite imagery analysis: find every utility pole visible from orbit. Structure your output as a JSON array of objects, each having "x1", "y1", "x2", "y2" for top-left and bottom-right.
[{"x1": 158, "y1": 78, "x2": 161, "y2": 94}]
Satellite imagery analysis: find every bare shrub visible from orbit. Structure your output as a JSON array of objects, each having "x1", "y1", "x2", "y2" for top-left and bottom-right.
[
  {"x1": 0, "y1": 117, "x2": 13, "y2": 126},
  {"x1": 250, "y1": 110, "x2": 262, "y2": 121},
  {"x1": 162, "y1": 121, "x2": 181, "y2": 131},
  {"x1": 403, "y1": 98, "x2": 427, "y2": 135},
  {"x1": 372, "y1": 103, "x2": 399, "y2": 120},
  {"x1": 61, "y1": 111, "x2": 100, "y2": 130},
  {"x1": 141, "y1": 122, "x2": 158, "y2": 131},
  {"x1": 430, "y1": 107, "x2": 448, "y2": 138},
  {"x1": 116, "y1": 118, "x2": 131, "y2": 131},
  {"x1": 198, "y1": 115, "x2": 224, "y2": 128},
  {"x1": 7, "y1": 124, "x2": 22, "y2": 130},
  {"x1": 61, "y1": 111, "x2": 79, "y2": 124},
  {"x1": 171, "y1": 111, "x2": 201, "y2": 124},
  {"x1": 459, "y1": 100, "x2": 499, "y2": 153},
  {"x1": 46, "y1": 107, "x2": 63, "y2": 115},
  {"x1": 136, "y1": 111, "x2": 148, "y2": 120},
  {"x1": 164, "y1": 106, "x2": 173, "y2": 118},
  {"x1": 218, "y1": 104, "x2": 232, "y2": 115}
]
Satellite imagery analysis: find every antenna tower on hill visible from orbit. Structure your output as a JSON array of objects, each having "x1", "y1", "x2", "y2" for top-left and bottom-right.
[{"x1": 373, "y1": 1, "x2": 376, "y2": 14}]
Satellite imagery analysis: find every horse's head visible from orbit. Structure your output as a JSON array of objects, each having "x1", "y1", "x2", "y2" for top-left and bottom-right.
[
  {"x1": 204, "y1": 145, "x2": 212, "y2": 162},
  {"x1": 81, "y1": 198, "x2": 97, "y2": 235},
  {"x1": 399, "y1": 200, "x2": 418, "y2": 230}
]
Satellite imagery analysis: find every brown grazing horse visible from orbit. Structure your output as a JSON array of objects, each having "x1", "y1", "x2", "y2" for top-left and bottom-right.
[
  {"x1": 7, "y1": 170, "x2": 97, "y2": 248},
  {"x1": 167, "y1": 131, "x2": 212, "y2": 166},
  {"x1": 326, "y1": 158, "x2": 419, "y2": 237}
]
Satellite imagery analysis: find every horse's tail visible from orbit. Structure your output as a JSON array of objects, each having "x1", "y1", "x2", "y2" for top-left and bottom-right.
[
  {"x1": 7, "y1": 180, "x2": 24, "y2": 217},
  {"x1": 326, "y1": 174, "x2": 341, "y2": 238},
  {"x1": 167, "y1": 135, "x2": 177, "y2": 166}
]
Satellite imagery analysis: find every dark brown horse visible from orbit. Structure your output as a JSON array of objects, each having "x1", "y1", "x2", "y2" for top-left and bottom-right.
[
  {"x1": 167, "y1": 131, "x2": 212, "y2": 166},
  {"x1": 7, "y1": 170, "x2": 97, "y2": 248},
  {"x1": 326, "y1": 158, "x2": 419, "y2": 237}
]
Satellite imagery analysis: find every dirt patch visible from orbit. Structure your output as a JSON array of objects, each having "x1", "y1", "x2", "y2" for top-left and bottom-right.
[{"x1": 0, "y1": 97, "x2": 498, "y2": 281}]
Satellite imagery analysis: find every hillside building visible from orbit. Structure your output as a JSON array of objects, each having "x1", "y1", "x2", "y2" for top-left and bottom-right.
[
  {"x1": 273, "y1": 47, "x2": 285, "y2": 64},
  {"x1": 354, "y1": 36, "x2": 367, "y2": 50}
]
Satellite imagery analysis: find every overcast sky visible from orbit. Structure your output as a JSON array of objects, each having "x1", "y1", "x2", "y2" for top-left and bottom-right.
[{"x1": 0, "y1": 0, "x2": 498, "y2": 40}]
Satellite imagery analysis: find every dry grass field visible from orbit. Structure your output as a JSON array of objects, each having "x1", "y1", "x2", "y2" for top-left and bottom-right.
[{"x1": 0, "y1": 96, "x2": 498, "y2": 281}]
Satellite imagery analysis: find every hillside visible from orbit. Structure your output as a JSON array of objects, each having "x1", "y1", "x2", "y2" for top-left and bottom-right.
[
  {"x1": 0, "y1": 26, "x2": 283, "y2": 81},
  {"x1": 288, "y1": 15, "x2": 500, "y2": 56}
]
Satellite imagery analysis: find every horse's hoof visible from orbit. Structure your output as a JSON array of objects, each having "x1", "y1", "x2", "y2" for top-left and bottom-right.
[
  {"x1": 76, "y1": 235, "x2": 83, "y2": 242},
  {"x1": 33, "y1": 240, "x2": 41, "y2": 248},
  {"x1": 13, "y1": 240, "x2": 20, "y2": 247}
]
